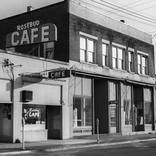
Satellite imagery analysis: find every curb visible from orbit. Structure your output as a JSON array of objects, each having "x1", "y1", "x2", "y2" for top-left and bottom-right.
[
  {"x1": 1, "y1": 138, "x2": 156, "y2": 155},
  {"x1": 45, "y1": 138, "x2": 156, "y2": 152}
]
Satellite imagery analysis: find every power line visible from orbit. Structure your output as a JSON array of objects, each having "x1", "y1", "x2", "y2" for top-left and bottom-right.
[
  {"x1": 73, "y1": 0, "x2": 156, "y2": 26},
  {"x1": 94, "y1": 0, "x2": 156, "y2": 22},
  {"x1": 104, "y1": 0, "x2": 155, "y2": 16},
  {"x1": 71, "y1": 0, "x2": 156, "y2": 31},
  {"x1": 125, "y1": 0, "x2": 154, "y2": 9}
]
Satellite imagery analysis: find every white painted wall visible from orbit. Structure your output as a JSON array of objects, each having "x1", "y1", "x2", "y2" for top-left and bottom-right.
[{"x1": 0, "y1": 50, "x2": 71, "y2": 142}]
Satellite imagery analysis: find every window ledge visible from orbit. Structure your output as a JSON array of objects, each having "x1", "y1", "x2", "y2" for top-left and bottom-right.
[
  {"x1": 80, "y1": 61, "x2": 98, "y2": 67},
  {"x1": 102, "y1": 65, "x2": 110, "y2": 70},
  {"x1": 137, "y1": 73, "x2": 150, "y2": 78},
  {"x1": 128, "y1": 71, "x2": 135, "y2": 75},
  {"x1": 112, "y1": 68, "x2": 127, "y2": 73}
]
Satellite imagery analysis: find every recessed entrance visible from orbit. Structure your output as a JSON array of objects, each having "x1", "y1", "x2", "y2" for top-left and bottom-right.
[
  {"x1": 133, "y1": 86, "x2": 144, "y2": 131},
  {"x1": 46, "y1": 106, "x2": 62, "y2": 139}
]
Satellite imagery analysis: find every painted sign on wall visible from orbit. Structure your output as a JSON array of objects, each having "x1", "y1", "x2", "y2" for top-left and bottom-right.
[{"x1": 6, "y1": 20, "x2": 57, "y2": 47}]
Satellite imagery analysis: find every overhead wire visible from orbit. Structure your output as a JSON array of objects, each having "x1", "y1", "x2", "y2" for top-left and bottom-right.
[
  {"x1": 103, "y1": 0, "x2": 150, "y2": 15},
  {"x1": 72, "y1": 0, "x2": 156, "y2": 27},
  {"x1": 93, "y1": 0, "x2": 156, "y2": 23},
  {"x1": 72, "y1": 1, "x2": 156, "y2": 26},
  {"x1": 104, "y1": 0, "x2": 155, "y2": 16}
]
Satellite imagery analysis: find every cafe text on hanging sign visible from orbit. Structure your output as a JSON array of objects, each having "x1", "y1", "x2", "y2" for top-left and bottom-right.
[
  {"x1": 6, "y1": 20, "x2": 57, "y2": 48},
  {"x1": 48, "y1": 69, "x2": 70, "y2": 79}
]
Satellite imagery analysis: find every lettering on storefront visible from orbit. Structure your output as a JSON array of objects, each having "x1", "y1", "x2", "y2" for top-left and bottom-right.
[
  {"x1": 6, "y1": 20, "x2": 57, "y2": 47},
  {"x1": 48, "y1": 69, "x2": 70, "y2": 79},
  {"x1": 24, "y1": 108, "x2": 40, "y2": 119}
]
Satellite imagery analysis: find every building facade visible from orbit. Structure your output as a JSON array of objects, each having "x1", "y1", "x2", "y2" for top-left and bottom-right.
[{"x1": 0, "y1": 0, "x2": 155, "y2": 142}]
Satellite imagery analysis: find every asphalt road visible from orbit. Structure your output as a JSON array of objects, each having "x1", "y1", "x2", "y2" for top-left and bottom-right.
[{"x1": 4, "y1": 140, "x2": 156, "y2": 156}]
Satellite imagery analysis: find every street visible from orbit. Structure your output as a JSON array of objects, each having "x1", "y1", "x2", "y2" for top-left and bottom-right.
[{"x1": 5, "y1": 140, "x2": 156, "y2": 156}]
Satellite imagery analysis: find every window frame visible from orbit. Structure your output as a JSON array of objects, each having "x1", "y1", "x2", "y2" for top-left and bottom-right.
[
  {"x1": 79, "y1": 32, "x2": 97, "y2": 64},
  {"x1": 112, "y1": 44, "x2": 125, "y2": 70},
  {"x1": 137, "y1": 51, "x2": 149, "y2": 75},
  {"x1": 102, "y1": 40, "x2": 109, "y2": 67},
  {"x1": 128, "y1": 48, "x2": 134, "y2": 72}
]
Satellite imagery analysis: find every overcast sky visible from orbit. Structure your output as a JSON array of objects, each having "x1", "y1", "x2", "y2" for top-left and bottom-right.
[
  {"x1": 0, "y1": 0, "x2": 55, "y2": 19},
  {"x1": 1, "y1": 0, "x2": 156, "y2": 35}
]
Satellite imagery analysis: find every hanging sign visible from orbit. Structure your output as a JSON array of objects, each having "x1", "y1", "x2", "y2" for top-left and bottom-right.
[
  {"x1": 6, "y1": 20, "x2": 57, "y2": 48},
  {"x1": 48, "y1": 68, "x2": 70, "y2": 79}
]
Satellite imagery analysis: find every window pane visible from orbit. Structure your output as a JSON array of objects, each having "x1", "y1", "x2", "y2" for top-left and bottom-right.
[
  {"x1": 138, "y1": 65, "x2": 141, "y2": 74},
  {"x1": 85, "y1": 98, "x2": 92, "y2": 126},
  {"x1": 144, "y1": 102, "x2": 152, "y2": 124},
  {"x1": 102, "y1": 44, "x2": 107, "y2": 55},
  {"x1": 44, "y1": 42, "x2": 54, "y2": 59},
  {"x1": 118, "y1": 48, "x2": 123, "y2": 59},
  {"x1": 87, "y1": 39, "x2": 94, "y2": 52},
  {"x1": 102, "y1": 56, "x2": 106, "y2": 66},
  {"x1": 128, "y1": 52, "x2": 131, "y2": 62},
  {"x1": 73, "y1": 97, "x2": 82, "y2": 127},
  {"x1": 23, "y1": 105, "x2": 46, "y2": 125},
  {"x1": 144, "y1": 88, "x2": 152, "y2": 102},
  {"x1": 124, "y1": 100, "x2": 132, "y2": 125},
  {"x1": 80, "y1": 37, "x2": 86, "y2": 49},
  {"x1": 80, "y1": 49, "x2": 85, "y2": 61},
  {"x1": 112, "y1": 47, "x2": 117, "y2": 57},
  {"x1": 142, "y1": 57, "x2": 146, "y2": 66},
  {"x1": 109, "y1": 82, "x2": 116, "y2": 101},
  {"x1": 112, "y1": 58, "x2": 116, "y2": 68},
  {"x1": 88, "y1": 52, "x2": 93, "y2": 62},
  {"x1": 118, "y1": 59, "x2": 122, "y2": 69},
  {"x1": 137, "y1": 54, "x2": 141, "y2": 64},
  {"x1": 142, "y1": 67, "x2": 145, "y2": 75},
  {"x1": 83, "y1": 78, "x2": 92, "y2": 96}
]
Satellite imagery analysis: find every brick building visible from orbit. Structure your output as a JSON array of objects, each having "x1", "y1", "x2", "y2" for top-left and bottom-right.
[{"x1": 0, "y1": 0, "x2": 155, "y2": 142}]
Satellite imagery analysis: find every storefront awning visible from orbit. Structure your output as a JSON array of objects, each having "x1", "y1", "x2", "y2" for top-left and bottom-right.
[{"x1": 71, "y1": 70, "x2": 155, "y2": 87}]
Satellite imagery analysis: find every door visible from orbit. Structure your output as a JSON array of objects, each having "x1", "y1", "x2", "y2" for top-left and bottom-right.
[
  {"x1": 109, "y1": 103, "x2": 117, "y2": 133},
  {"x1": 46, "y1": 106, "x2": 62, "y2": 139}
]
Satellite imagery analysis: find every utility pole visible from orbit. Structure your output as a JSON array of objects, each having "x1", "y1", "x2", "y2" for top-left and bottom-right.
[{"x1": 2, "y1": 58, "x2": 22, "y2": 143}]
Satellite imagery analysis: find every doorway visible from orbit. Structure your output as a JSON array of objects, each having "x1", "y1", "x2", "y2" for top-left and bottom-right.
[
  {"x1": 0, "y1": 103, "x2": 12, "y2": 142},
  {"x1": 133, "y1": 86, "x2": 144, "y2": 131},
  {"x1": 46, "y1": 106, "x2": 62, "y2": 139}
]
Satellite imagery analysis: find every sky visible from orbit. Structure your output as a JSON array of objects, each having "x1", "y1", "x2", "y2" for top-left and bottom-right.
[{"x1": 1, "y1": 0, "x2": 156, "y2": 35}]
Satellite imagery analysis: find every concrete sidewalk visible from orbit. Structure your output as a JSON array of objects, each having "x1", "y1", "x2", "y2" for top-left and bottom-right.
[{"x1": 1, "y1": 133, "x2": 156, "y2": 154}]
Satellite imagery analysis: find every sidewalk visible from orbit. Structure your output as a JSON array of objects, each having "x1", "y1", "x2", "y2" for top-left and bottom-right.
[{"x1": 1, "y1": 133, "x2": 156, "y2": 154}]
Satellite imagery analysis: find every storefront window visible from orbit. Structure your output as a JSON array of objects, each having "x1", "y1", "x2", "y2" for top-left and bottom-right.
[
  {"x1": 73, "y1": 77, "x2": 92, "y2": 128},
  {"x1": 73, "y1": 96, "x2": 92, "y2": 127},
  {"x1": 144, "y1": 88, "x2": 152, "y2": 124},
  {"x1": 109, "y1": 82, "x2": 117, "y2": 101},
  {"x1": 23, "y1": 104, "x2": 46, "y2": 125},
  {"x1": 123, "y1": 85, "x2": 132, "y2": 125}
]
